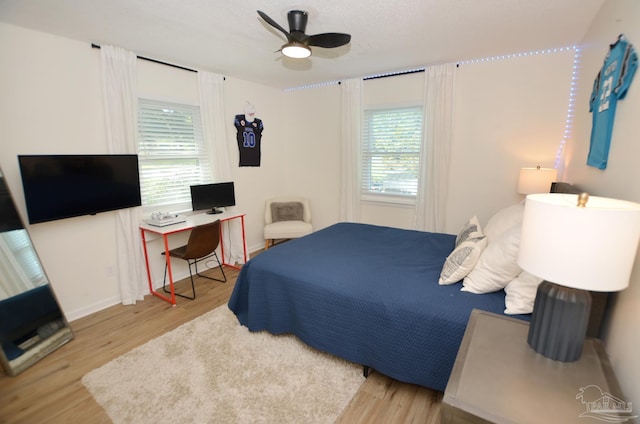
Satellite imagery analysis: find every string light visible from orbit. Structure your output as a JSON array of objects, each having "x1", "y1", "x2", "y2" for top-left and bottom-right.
[
  {"x1": 554, "y1": 46, "x2": 580, "y2": 169},
  {"x1": 457, "y1": 46, "x2": 575, "y2": 65},
  {"x1": 284, "y1": 80, "x2": 341, "y2": 92},
  {"x1": 285, "y1": 46, "x2": 577, "y2": 91}
]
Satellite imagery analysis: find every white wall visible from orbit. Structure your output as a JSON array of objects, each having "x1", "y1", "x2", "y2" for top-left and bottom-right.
[
  {"x1": 0, "y1": 23, "x2": 118, "y2": 319},
  {"x1": 563, "y1": 0, "x2": 640, "y2": 409},
  {"x1": 280, "y1": 84, "x2": 342, "y2": 231},
  {"x1": 222, "y1": 79, "x2": 343, "y2": 238},
  {"x1": 447, "y1": 50, "x2": 575, "y2": 233}
]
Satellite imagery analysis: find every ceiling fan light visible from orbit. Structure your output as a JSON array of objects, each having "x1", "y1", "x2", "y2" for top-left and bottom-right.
[{"x1": 281, "y1": 42, "x2": 311, "y2": 58}]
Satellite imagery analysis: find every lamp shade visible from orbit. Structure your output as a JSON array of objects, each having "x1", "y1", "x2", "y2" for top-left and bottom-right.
[
  {"x1": 518, "y1": 193, "x2": 640, "y2": 291},
  {"x1": 517, "y1": 167, "x2": 558, "y2": 194}
]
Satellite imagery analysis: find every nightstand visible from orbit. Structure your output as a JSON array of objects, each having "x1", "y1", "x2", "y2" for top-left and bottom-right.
[{"x1": 441, "y1": 309, "x2": 633, "y2": 424}]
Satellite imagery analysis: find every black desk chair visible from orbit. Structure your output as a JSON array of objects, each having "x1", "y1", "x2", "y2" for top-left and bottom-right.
[{"x1": 162, "y1": 220, "x2": 226, "y2": 300}]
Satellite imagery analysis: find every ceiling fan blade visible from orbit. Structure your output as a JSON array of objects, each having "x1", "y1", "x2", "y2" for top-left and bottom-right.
[
  {"x1": 257, "y1": 10, "x2": 292, "y2": 42},
  {"x1": 307, "y1": 33, "x2": 351, "y2": 48}
]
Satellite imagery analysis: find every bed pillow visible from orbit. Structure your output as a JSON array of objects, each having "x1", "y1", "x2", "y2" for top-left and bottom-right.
[
  {"x1": 504, "y1": 271, "x2": 543, "y2": 315},
  {"x1": 439, "y1": 235, "x2": 488, "y2": 285},
  {"x1": 455, "y1": 216, "x2": 482, "y2": 246},
  {"x1": 270, "y1": 202, "x2": 304, "y2": 223},
  {"x1": 461, "y1": 224, "x2": 522, "y2": 294},
  {"x1": 483, "y1": 201, "x2": 525, "y2": 242}
]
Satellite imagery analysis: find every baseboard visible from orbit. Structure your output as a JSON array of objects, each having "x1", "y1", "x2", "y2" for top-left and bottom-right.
[
  {"x1": 66, "y1": 295, "x2": 123, "y2": 322},
  {"x1": 66, "y1": 247, "x2": 263, "y2": 322},
  {"x1": 247, "y1": 243, "x2": 263, "y2": 257}
]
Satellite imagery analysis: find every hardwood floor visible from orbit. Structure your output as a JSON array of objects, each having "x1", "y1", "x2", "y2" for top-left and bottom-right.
[{"x1": 0, "y1": 264, "x2": 443, "y2": 424}]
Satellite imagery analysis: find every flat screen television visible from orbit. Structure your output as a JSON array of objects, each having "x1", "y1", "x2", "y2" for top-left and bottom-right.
[
  {"x1": 18, "y1": 154, "x2": 142, "y2": 224},
  {"x1": 190, "y1": 182, "x2": 235, "y2": 215}
]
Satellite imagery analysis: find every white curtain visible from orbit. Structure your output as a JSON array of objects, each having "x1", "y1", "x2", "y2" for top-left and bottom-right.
[
  {"x1": 197, "y1": 71, "x2": 246, "y2": 264},
  {"x1": 414, "y1": 64, "x2": 456, "y2": 232},
  {"x1": 339, "y1": 78, "x2": 363, "y2": 222},
  {"x1": 100, "y1": 45, "x2": 147, "y2": 304}
]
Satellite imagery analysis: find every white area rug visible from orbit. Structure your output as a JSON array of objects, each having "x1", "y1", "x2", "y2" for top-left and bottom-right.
[{"x1": 82, "y1": 305, "x2": 363, "y2": 423}]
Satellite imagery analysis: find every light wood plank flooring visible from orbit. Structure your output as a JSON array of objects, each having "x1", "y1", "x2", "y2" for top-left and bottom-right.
[{"x1": 0, "y1": 263, "x2": 443, "y2": 424}]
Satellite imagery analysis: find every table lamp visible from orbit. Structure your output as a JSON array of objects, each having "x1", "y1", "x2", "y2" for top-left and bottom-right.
[
  {"x1": 518, "y1": 166, "x2": 558, "y2": 194},
  {"x1": 518, "y1": 192, "x2": 640, "y2": 362}
]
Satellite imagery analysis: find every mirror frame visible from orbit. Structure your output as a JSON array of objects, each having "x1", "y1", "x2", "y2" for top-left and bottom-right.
[{"x1": 0, "y1": 167, "x2": 74, "y2": 376}]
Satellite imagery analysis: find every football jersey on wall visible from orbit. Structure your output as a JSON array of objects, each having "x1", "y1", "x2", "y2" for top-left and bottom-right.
[
  {"x1": 587, "y1": 34, "x2": 638, "y2": 170},
  {"x1": 234, "y1": 114, "x2": 264, "y2": 167}
]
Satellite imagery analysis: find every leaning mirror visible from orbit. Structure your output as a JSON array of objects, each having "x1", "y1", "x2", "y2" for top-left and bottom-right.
[{"x1": 0, "y1": 167, "x2": 73, "y2": 376}]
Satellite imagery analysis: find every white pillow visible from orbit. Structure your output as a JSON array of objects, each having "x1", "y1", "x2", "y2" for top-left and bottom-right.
[
  {"x1": 455, "y1": 216, "x2": 482, "y2": 246},
  {"x1": 504, "y1": 271, "x2": 543, "y2": 315},
  {"x1": 483, "y1": 201, "x2": 524, "y2": 242},
  {"x1": 462, "y1": 224, "x2": 522, "y2": 294},
  {"x1": 439, "y1": 235, "x2": 488, "y2": 285}
]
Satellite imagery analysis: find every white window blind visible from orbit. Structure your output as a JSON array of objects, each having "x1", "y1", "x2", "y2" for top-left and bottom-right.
[
  {"x1": 138, "y1": 99, "x2": 212, "y2": 208},
  {"x1": 362, "y1": 106, "x2": 423, "y2": 198}
]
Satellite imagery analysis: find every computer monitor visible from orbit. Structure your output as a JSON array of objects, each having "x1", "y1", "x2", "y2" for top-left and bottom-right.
[{"x1": 190, "y1": 182, "x2": 236, "y2": 215}]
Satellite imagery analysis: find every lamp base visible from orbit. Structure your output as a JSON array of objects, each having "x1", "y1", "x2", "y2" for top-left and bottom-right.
[{"x1": 527, "y1": 281, "x2": 592, "y2": 362}]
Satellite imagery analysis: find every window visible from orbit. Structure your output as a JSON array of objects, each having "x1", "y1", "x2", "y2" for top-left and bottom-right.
[
  {"x1": 362, "y1": 106, "x2": 423, "y2": 200},
  {"x1": 137, "y1": 99, "x2": 212, "y2": 210}
]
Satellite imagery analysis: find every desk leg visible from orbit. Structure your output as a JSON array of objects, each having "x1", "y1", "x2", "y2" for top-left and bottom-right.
[
  {"x1": 219, "y1": 222, "x2": 227, "y2": 266},
  {"x1": 140, "y1": 228, "x2": 177, "y2": 306},
  {"x1": 240, "y1": 215, "x2": 247, "y2": 263},
  {"x1": 140, "y1": 229, "x2": 154, "y2": 295},
  {"x1": 162, "y1": 235, "x2": 177, "y2": 305}
]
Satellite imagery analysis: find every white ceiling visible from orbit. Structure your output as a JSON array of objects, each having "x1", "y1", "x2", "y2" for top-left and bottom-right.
[{"x1": 0, "y1": 0, "x2": 605, "y2": 89}]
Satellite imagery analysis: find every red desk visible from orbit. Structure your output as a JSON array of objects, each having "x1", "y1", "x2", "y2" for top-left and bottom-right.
[{"x1": 139, "y1": 211, "x2": 246, "y2": 305}]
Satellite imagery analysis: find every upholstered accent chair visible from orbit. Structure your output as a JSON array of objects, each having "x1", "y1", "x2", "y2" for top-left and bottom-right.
[{"x1": 263, "y1": 196, "x2": 313, "y2": 250}]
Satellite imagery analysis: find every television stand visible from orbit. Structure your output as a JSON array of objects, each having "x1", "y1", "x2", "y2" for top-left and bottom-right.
[{"x1": 207, "y1": 208, "x2": 224, "y2": 215}]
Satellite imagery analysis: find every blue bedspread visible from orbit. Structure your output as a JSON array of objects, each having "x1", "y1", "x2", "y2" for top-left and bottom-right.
[{"x1": 228, "y1": 222, "x2": 529, "y2": 391}]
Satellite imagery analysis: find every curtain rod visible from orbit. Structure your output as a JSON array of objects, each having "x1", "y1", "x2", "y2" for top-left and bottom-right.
[
  {"x1": 363, "y1": 68, "x2": 425, "y2": 80},
  {"x1": 91, "y1": 43, "x2": 197, "y2": 73}
]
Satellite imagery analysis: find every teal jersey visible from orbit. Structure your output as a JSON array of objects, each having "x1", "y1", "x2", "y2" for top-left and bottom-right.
[{"x1": 587, "y1": 34, "x2": 638, "y2": 169}]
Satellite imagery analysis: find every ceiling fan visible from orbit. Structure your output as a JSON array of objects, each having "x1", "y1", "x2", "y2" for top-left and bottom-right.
[{"x1": 257, "y1": 10, "x2": 351, "y2": 59}]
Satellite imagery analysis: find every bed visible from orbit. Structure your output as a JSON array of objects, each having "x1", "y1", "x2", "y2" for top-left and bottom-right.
[{"x1": 228, "y1": 217, "x2": 531, "y2": 392}]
